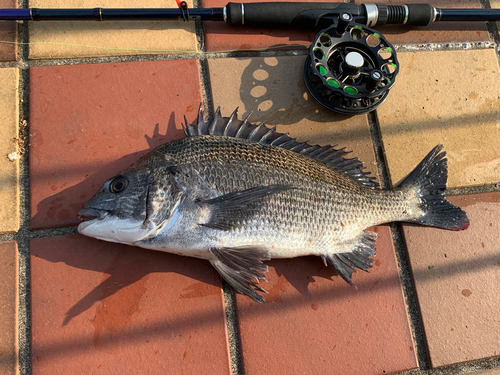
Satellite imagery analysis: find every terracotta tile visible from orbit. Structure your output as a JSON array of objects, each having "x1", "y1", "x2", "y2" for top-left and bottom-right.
[
  {"x1": 202, "y1": 0, "x2": 489, "y2": 53},
  {"x1": 31, "y1": 234, "x2": 231, "y2": 374},
  {"x1": 376, "y1": 49, "x2": 500, "y2": 189},
  {"x1": 475, "y1": 369, "x2": 500, "y2": 375},
  {"x1": 207, "y1": 55, "x2": 379, "y2": 178},
  {"x1": 0, "y1": 68, "x2": 20, "y2": 233},
  {"x1": 28, "y1": 0, "x2": 197, "y2": 59},
  {"x1": 374, "y1": 0, "x2": 490, "y2": 45},
  {"x1": 0, "y1": 241, "x2": 19, "y2": 375},
  {"x1": 0, "y1": 0, "x2": 17, "y2": 61},
  {"x1": 234, "y1": 226, "x2": 417, "y2": 374},
  {"x1": 29, "y1": 60, "x2": 202, "y2": 230},
  {"x1": 402, "y1": 192, "x2": 500, "y2": 368}
]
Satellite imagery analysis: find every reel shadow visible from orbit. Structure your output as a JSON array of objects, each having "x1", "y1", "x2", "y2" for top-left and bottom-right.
[{"x1": 237, "y1": 53, "x2": 355, "y2": 125}]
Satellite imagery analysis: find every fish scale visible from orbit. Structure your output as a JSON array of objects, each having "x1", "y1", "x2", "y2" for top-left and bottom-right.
[
  {"x1": 139, "y1": 135, "x2": 430, "y2": 254},
  {"x1": 78, "y1": 107, "x2": 469, "y2": 303}
]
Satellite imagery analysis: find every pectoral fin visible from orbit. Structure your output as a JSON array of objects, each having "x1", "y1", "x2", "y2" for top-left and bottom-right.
[
  {"x1": 199, "y1": 185, "x2": 294, "y2": 231},
  {"x1": 209, "y1": 246, "x2": 271, "y2": 303},
  {"x1": 322, "y1": 231, "x2": 377, "y2": 288}
]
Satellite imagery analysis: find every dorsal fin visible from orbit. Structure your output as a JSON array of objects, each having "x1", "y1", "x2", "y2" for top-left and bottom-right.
[{"x1": 183, "y1": 105, "x2": 379, "y2": 189}]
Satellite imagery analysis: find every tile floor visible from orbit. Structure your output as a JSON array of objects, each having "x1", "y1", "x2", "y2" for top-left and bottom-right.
[{"x1": 0, "y1": 0, "x2": 499, "y2": 374}]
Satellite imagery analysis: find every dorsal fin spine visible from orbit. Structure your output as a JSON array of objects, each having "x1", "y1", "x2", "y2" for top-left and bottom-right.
[
  {"x1": 242, "y1": 112, "x2": 252, "y2": 126},
  {"x1": 182, "y1": 116, "x2": 189, "y2": 137},
  {"x1": 257, "y1": 124, "x2": 274, "y2": 143},
  {"x1": 234, "y1": 119, "x2": 249, "y2": 138},
  {"x1": 196, "y1": 105, "x2": 205, "y2": 136},
  {"x1": 209, "y1": 107, "x2": 221, "y2": 136},
  {"x1": 227, "y1": 107, "x2": 239, "y2": 129},
  {"x1": 270, "y1": 133, "x2": 290, "y2": 146},
  {"x1": 248, "y1": 123, "x2": 264, "y2": 141},
  {"x1": 184, "y1": 107, "x2": 379, "y2": 189}
]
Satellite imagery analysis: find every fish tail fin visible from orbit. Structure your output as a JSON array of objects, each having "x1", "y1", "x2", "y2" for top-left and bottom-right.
[{"x1": 397, "y1": 145, "x2": 469, "y2": 231}]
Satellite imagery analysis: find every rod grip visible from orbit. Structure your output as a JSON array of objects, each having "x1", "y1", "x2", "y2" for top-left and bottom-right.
[
  {"x1": 406, "y1": 4, "x2": 434, "y2": 26},
  {"x1": 225, "y1": 2, "x2": 358, "y2": 28}
]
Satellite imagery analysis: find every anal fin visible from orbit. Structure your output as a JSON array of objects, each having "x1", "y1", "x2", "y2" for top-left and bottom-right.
[
  {"x1": 209, "y1": 246, "x2": 270, "y2": 303},
  {"x1": 322, "y1": 231, "x2": 378, "y2": 288}
]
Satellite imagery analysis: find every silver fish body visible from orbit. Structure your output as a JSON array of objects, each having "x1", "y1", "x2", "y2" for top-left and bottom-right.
[{"x1": 78, "y1": 108, "x2": 469, "y2": 302}]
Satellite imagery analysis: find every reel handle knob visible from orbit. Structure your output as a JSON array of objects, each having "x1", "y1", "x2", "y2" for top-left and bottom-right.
[
  {"x1": 366, "y1": 69, "x2": 384, "y2": 92},
  {"x1": 336, "y1": 12, "x2": 352, "y2": 35}
]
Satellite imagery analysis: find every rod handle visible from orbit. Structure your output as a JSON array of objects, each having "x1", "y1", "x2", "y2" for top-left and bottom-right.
[
  {"x1": 406, "y1": 4, "x2": 435, "y2": 25},
  {"x1": 225, "y1": 2, "x2": 362, "y2": 28}
]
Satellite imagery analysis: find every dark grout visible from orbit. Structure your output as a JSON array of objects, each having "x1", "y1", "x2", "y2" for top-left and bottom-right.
[
  {"x1": 15, "y1": 4, "x2": 32, "y2": 375},
  {"x1": 368, "y1": 111, "x2": 430, "y2": 371},
  {"x1": 17, "y1": 34, "x2": 30, "y2": 375},
  {"x1": 390, "y1": 223, "x2": 430, "y2": 371},
  {"x1": 0, "y1": 38, "x2": 496, "y2": 71},
  {"x1": 446, "y1": 183, "x2": 500, "y2": 197},
  {"x1": 482, "y1": 1, "x2": 500, "y2": 68},
  {"x1": 192, "y1": 3, "x2": 243, "y2": 372},
  {"x1": 395, "y1": 356, "x2": 500, "y2": 375},
  {"x1": 221, "y1": 281, "x2": 244, "y2": 375},
  {"x1": 0, "y1": 47, "x2": 309, "y2": 69}
]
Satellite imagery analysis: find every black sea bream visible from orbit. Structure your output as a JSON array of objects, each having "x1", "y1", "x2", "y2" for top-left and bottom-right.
[{"x1": 78, "y1": 108, "x2": 469, "y2": 302}]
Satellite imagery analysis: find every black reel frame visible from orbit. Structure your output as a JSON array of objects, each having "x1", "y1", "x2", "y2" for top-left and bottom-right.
[{"x1": 304, "y1": 13, "x2": 399, "y2": 115}]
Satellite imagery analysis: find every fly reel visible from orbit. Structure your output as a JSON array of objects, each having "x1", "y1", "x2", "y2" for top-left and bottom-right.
[{"x1": 304, "y1": 12, "x2": 399, "y2": 115}]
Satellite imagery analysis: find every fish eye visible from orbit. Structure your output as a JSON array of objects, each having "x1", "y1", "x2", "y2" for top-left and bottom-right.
[{"x1": 109, "y1": 176, "x2": 129, "y2": 193}]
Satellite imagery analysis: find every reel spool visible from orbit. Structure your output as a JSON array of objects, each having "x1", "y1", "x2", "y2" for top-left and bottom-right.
[{"x1": 304, "y1": 12, "x2": 400, "y2": 115}]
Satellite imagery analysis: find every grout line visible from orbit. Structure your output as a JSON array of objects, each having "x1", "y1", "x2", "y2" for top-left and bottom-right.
[
  {"x1": 0, "y1": 49, "x2": 308, "y2": 70},
  {"x1": 394, "y1": 41, "x2": 495, "y2": 53},
  {"x1": 367, "y1": 112, "x2": 390, "y2": 191},
  {"x1": 15, "y1": 6, "x2": 31, "y2": 375},
  {"x1": 193, "y1": 7, "x2": 243, "y2": 371},
  {"x1": 0, "y1": 38, "x2": 496, "y2": 71},
  {"x1": 446, "y1": 183, "x2": 500, "y2": 197},
  {"x1": 395, "y1": 356, "x2": 500, "y2": 375},
  {"x1": 25, "y1": 226, "x2": 80, "y2": 240},
  {"x1": 222, "y1": 281, "x2": 244, "y2": 375},
  {"x1": 390, "y1": 223, "x2": 430, "y2": 372},
  {"x1": 367, "y1": 111, "x2": 430, "y2": 371},
  {"x1": 482, "y1": 0, "x2": 500, "y2": 66},
  {"x1": 197, "y1": 55, "x2": 215, "y2": 121},
  {"x1": 199, "y1": 56, "x2": 215, "y2": 120}
]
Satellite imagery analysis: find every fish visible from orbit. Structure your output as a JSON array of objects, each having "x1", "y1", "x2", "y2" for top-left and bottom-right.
[{"x1": 77, "y1": 107, "x2": 469, "y2": 303}]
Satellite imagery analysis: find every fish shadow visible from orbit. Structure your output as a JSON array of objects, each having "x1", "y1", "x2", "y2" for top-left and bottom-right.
[
  {"x1": 31, "y1": 112, "x2": 222, "y2": 324},
  {"x1": 31, "y1": 112, "x2": 184, "y2": 230},
  {"x1": 34, "y1": 237, "x2": 224, "y2": 327}
]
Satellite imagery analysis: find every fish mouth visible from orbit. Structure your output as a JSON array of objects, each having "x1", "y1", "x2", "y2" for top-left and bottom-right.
[{"x1": 77, "y1": 208, "x2": 109, "y2": 222}]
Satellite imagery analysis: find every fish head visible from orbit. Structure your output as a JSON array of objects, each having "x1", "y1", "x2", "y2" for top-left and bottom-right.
[{"x1": 77, "y1": 168, "x2": 182, "y2": 244}]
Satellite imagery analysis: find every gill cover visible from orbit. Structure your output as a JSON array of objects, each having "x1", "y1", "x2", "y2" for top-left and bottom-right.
[{"x1": 77, "y1": 167, "x2": 183, "y2": 244}]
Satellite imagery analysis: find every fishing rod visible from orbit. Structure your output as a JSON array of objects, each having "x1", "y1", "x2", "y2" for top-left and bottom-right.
[
  {"x1": 2, "y1": 2, "x2": 499, "y2": 114},
  {"x1": 1, "y1": 3, "x2": 499, "y2": 26}
]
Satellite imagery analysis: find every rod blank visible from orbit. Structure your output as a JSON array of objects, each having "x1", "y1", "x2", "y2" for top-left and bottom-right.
[{"x1": 0, "y1": 7, "x2": 225, "y2": 21}]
